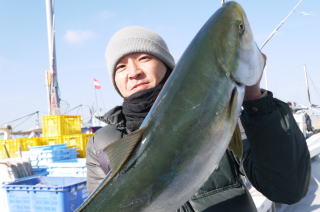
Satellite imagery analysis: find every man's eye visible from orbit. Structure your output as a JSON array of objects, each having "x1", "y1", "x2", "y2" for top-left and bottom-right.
[
  {"x1": 139, "y1": 55, "x2": 151, "y2": 61},
  {"x1": 115, "y1": 65, "x2": 126, "y2": 72}
]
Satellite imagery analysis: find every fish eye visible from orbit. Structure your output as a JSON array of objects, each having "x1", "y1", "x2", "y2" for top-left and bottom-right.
[{"x1": 239, "y1": 23, "x2": 245, "y2": 34}]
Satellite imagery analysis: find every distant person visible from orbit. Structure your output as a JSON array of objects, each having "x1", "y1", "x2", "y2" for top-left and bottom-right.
[
  {"x1": 287, "y1": 101, "x2": 293, "y2": 111},
  {"x1": 86, "y1": 26, "x2": 311, "y2": 211},
  {"x1": 305, "y1": 113, "x2": 314, "y2": 133}
]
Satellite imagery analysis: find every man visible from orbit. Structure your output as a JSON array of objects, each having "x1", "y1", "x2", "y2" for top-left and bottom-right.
[{"x1": 86, "y1": 26, "x2": 310, "y2": 211}]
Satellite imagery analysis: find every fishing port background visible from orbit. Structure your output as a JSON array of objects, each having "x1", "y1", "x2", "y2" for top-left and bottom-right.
[{"x1": 0, "y1": 0, "x2": 320, "y2": 211}]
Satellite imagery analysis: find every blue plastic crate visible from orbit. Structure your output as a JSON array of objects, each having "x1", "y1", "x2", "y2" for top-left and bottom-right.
[
  {"x1": 30, "y1": 149, "x2": 78, "y2": 163},
  {"x1": 2, "y1": 176, "x2": 87, "y2": 212},
  {"x1": 48, "y1": 167, "x2": 86, "y2": 177},
  {"x1": 29, "y1": 143, "x2": 67, "y2": 151},
  {"x1": 48, "y1": 158, "x2": 86, "y2": 167},
  {"x1": 29, "y1": 146, "x2": 77, "y2": 161},
  {"x1": 47, "y1": 158, "x2": 86, "y2": 177},
  {"x1": 29, "y1": 145, "x2": 78, "y2": 169},
  {"x1": 32, "y1": 168, "x2": 49, "y2": 176}
]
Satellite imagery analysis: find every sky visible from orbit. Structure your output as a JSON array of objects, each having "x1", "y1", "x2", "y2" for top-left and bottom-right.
[{"x1": 0, "y1": 0, "x2": 319, "y2": 131}]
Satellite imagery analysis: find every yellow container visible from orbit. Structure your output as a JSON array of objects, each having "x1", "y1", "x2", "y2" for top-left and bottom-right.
[
  {"x1": 42, "y1": 115, "x2": 82, "y2": 137},
  {"x1": 43, "y1": 136, "x2": 64, "y2": 145},
  {"x1": 19, "y1": 137, "x2": 44, "y2": 150},
  {"x1": 0, "y1": 140, "x2": 9, "y2": 158},
  {"x1": 0, "y1": 137, "x2": 46, "y2": 159},
  {"x1": 80, "y1": 134, "x2": 93, "y2": 157},
  {"x1": 63, "y1": 134, "x2": 93, "y2": 157},
  {"x1": 0, "y1": 139, "x2": 23, "y2": 158},
  {"x1": 0, "y1": 132, "x2": 93, "y2": 159}
]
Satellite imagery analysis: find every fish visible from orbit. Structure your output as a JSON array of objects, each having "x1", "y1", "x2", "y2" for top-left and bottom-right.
[{"x1": 77, "y1": 1, "x2": 265, "y2": 211}]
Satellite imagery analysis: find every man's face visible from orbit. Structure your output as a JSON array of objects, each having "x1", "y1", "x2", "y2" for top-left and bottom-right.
[{"x1": 114, "y1": 53, "x2": 167, "y2": 98}]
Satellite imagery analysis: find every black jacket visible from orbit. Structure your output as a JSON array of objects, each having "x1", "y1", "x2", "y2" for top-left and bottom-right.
[{"x1": 86, "y1": 91, "x2": 310, "y2": 211}]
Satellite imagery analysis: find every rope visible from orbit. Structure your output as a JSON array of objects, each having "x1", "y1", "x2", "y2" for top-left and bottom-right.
[{"x1": 1, "y1": 111, "x2": 39, "y2": 126}]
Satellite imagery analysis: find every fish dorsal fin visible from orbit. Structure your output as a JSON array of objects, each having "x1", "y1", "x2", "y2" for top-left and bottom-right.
[
  {"x1": 104, "y1": 127, "x2": 145, "y2": 177},
  {"x1": 228, "y1": 123, "x2": 243, "y2": 159}
]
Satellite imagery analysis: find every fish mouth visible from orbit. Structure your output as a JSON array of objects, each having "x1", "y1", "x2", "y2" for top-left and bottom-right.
[{"x1": 230, "y1": 73, "x2": 245, "y2": 88}]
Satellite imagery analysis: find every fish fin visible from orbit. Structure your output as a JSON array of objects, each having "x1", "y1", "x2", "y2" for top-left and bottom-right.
[
  {"x1": 76, "y1": 128, "x2": 146, "y2": 212},
  {"x1": 228, "y1": 124, "x2": 243, "y2": 159},
  {"x1": 104, "y1": 127, "x2": 145, "y2": 177},
  {"x1": 228, "y1": 87, "x2": 243, "y2": 158}
]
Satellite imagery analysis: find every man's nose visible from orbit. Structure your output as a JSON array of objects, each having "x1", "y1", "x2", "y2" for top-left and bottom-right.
[{"x1": 128, "y1": 61, "x2": 142, "y2": 79}]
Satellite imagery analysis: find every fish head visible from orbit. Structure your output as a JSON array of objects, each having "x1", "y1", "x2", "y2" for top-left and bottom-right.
[{"x1": 211, "y1": 1, "x2": 266, "y2": 86}]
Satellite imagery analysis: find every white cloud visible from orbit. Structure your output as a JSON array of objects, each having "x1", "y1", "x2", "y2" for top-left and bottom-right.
[
  {"x1": 64, "y1": 30, "x2": 97, "y2": 44},
  {"x1": 297, "y1": 11, "x2": 315, "y2": 16}
]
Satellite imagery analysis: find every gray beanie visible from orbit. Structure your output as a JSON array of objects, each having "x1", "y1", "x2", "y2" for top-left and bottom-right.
[{"x1": 105, "y1": 26, "x2": 175, "y2": 92}]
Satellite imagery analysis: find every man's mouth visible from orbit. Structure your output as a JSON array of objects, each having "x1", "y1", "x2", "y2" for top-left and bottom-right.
[{"x1": 131, "y1": 82, "x2": 149, "y2": 90}]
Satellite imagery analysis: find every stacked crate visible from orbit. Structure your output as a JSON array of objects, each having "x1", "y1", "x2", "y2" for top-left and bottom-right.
[
  {"x1": 0, "y1": 115, "x2": 92, "y2": 212},
  {"x1": 47, "y1": 158, "x2": 87, "y2": 177},
  {"x1": 28, "y1": 144, "x2": 78, "y2": 168},
  {"x1": 42, "y1": 115, "x2": 82, "y2": 137},
  {"x1": 0, "y1": 115, "x2": 94, "y2": 159},
  {"x1": 41, "y1": 115, "x2": 93, "y2": 157},
  {"x1": 0, "y1": 137, "x2": 44, "y2": 158},
  {"x1": 61, "y1": 134, "x2": 93, "y2": 157}
]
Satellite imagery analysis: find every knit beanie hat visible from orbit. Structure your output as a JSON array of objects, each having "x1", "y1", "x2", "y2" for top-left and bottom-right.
[{"x1": 105, "y1": 26, "x2": 175, "y2": 93}]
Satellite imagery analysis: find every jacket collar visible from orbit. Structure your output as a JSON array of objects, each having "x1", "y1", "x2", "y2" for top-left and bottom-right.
[{"x1": 96, "y1": 106, "x2": 126, "y2": 130}]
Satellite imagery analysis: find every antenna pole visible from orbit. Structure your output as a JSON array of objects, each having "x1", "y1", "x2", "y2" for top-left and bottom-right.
[
  {"x1": 304, "y1": 64, "x2": 312, "y2": 108},
  {"x1": 45, "y1": 0, "x2": 61, "y2": 115}
]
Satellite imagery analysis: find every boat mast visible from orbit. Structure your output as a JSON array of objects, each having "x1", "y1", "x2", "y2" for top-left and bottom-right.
[
  {"x1": 304, "y1": 64, "x2": 312, "y2": 108},
  {"x1": 45, "y1": 0, "x2": 61, "y2": 115}
]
